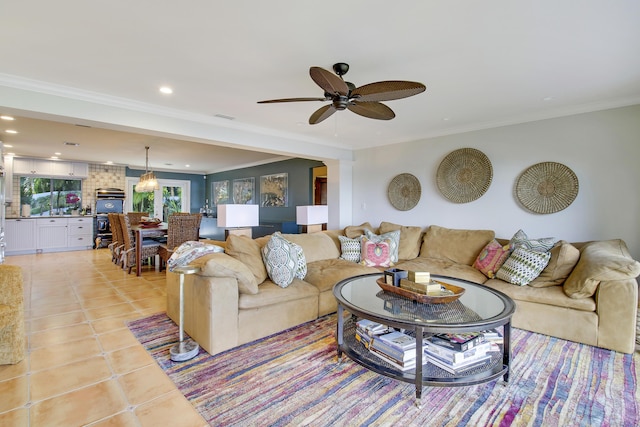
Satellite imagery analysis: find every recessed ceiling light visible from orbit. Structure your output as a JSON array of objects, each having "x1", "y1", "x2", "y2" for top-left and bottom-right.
[
  {"x1": 185, "y1": 164, "x2": 191, "y2": 168},
  {"x1": 543, "y1": 97, "x2": 554, "y2": 101},
  {"x1": 51, "y1": 156, "x2": 59, "y2": 160},
  {"x1": 3, "y1": 144, "x2": 12, "y2": 148},
  {"x1": 105, "y1": 161, "x2": 113, "y2": 165},
  {"x1": 159, "y1": 86, "x2": 173, "y2": 95},
  {"x1": 1, "y1": 115, "x2": 14, "y2": 121},
  {"x1": 54, "y1": 152, "x2": 61, "y2": 156},
  {"x1": 5, "y1": 129, "x2": 17, "y2": 134}
]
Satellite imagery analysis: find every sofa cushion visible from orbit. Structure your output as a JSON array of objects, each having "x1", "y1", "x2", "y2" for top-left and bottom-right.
[
  {"x1": 529, "y1": 240, "x2": 580, "y2": 288},
  {"x1": 509, "y1": 229, "x2": 557, "y2": 252},
  {"x1": 345, "y1": 222, "x2": 376, "y2": 239},
  {"x1": 194, "y1": 253, "x2": 259, "y2": 295},
  {"x1": 238, "y1": 279, "x2": 319, "y2": 310},
  {"x1": 338, "y1": 235, "x2": 362, "y2": 263},
  {"x1": 280, "y1": 232, "x2": 340, "y2": 263},
  {"x1": 365, "y1": 229, "x2": 401, "y2": 263},
  {"x1": 394, "y1": 258, "x2": 489, "y2": 284},
  {"x1": 360, "y1": 237, "x2": 393, "y2": 267},
  {"x1": 261, "y1": 233, "x2": 306, "y2": 288},
  {"x1": 473, "y1": 239, "x2": 512, "y2": 278},
  {"x1": 305, "y1": 259, "x2": 380, "y2": 293},
  {"x1": 225, "y1": 234, "x2": 268, "y2": 284},
  {"x1": 564, "y1": 239, "x2": 640, "y2": 299},
  {"x1": 378, "y1": 221, "x2": 423, "y2": 260},
  {"x1": 419, "y1": 225, "x2": 495, "y2": 266},
  {"x1": 484, "y1": 279, "x2": 596, "y2": 312},
  {"x1": 496, "y1": 247, "x2": 551, "y2": 286}
]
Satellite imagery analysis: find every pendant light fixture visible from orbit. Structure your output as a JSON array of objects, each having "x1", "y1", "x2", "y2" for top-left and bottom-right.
[{"x1": 135, "y1": 146, "x2": 159, "y2": 192}]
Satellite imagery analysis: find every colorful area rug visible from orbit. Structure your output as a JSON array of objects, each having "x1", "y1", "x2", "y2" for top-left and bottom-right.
[{"x1": 128, "y1": 314, "x2": 639, "y2": 426}]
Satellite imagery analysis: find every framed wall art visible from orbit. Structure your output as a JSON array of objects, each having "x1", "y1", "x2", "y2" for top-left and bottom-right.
[
  {"x1": 232, "y1": 177, "x2": 255, "y2": 204},
  {"x1": 212, "y1": 180, "x2": 229, "y2": 206},
  {"x1": 260, "y1": 173, "x2": 288, "y2": 207}
]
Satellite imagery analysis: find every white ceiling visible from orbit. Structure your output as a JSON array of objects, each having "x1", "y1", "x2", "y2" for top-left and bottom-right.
[{"x1": 1, "y1": 1, "x2": 639, "y2": 174}]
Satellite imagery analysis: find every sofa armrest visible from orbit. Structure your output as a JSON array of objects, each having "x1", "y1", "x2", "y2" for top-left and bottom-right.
[
  {"x1": 167, "y1": 272, "x2": 239, "y2": 355},
  {"x1": 595, "y1": 278, "x2": 638, "y2": 354}
]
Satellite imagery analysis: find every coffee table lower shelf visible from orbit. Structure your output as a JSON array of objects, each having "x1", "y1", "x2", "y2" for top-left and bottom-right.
[{"x1": 338, "y1": 316, "x2": 509, "y2": 405}]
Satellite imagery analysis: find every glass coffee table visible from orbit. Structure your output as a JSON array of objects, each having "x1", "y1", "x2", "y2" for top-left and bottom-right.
[{"x1": 333, "y1": 273, "x2": 516, "y2": 406}]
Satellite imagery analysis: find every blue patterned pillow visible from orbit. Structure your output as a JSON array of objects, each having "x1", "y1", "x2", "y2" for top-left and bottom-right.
[
  {"x1": 365, "y1": 229, "x2": 401, "y2": 263},
  {"x1": 338, "y1": 235, "x2": 362, "y2": 263},
  {"x1": 261, "y1": 233, "x2": 306, "y2": 288}
]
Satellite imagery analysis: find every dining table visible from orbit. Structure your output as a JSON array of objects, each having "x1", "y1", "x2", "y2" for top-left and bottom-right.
[{"x1": 130, "y1": 222, "x2": 168, "y2": 276}]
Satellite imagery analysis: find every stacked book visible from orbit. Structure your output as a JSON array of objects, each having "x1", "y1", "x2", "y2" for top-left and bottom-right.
[
  {"x1": 369, "y1": 330, "x2": 418, "y2": 371},
  {"x1": 424, "y1": 332, "x2": 493, "y2": 374},
  {"x1": 354, "y1": 319, "x2": 392, "y2": 350}
]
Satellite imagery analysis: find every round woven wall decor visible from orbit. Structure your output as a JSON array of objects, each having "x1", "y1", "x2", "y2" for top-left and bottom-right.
[
  {"x1": 516, "y1": 162, "x2": 579, "y2": 214},
  {"x1": 388, "y1": 173, "x2": 421, "y2": 211},
  {"x1": 436, "y1": 148, "x2": 493, "y2": 203}
]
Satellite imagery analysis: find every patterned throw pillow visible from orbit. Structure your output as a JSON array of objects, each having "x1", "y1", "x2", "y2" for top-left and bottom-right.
[
  {"x1": 261, "y1": 233, "x2": 306, "y2": 288},
  {"x1": 496, "y1": 247, "x2": 551, "y2": 286},
  {"x1": 360, "y1": 237, "x2": 393, "y2": 268},
  {"x1": 473, "y1": 239, "x2": 512, "y2": 278},
  {"x1": 509, "y1": 229, "x2": 557, "y2": 253},
  {"x1": 338, "y1": 235, "x2": 362, "y2": 263},
  {"x1": 167, "y1": 241, "x2": 225, "y2": 272},
  {"x1": 365, "y1": 229, "x2": 401, "y2": 263}
]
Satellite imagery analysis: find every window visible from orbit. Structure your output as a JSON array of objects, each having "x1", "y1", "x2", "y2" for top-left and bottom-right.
[
  {"x1": 20, "y1": 177, "x2": 83, "y2": 216},
  {"x1": 125, "y1": 177, "x2": 191, "y2": 221}
]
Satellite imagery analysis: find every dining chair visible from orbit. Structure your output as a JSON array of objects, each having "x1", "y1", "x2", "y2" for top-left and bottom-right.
[
  {"x1": 119, "y1": 213, "x2": 161, "y2": 274},
  {"x1": 108, "y1": 213, "x2": 124, "y2": 265},
  {"x1": 158, "y1": 213, "x2": 203, "y2": 269},
  {"x1": 126, "y1": 212, "x2": 149, "y2": 225}
]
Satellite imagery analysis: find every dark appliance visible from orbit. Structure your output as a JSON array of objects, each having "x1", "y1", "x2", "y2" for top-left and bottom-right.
[{"x1": 94, "y1": 188, "x2": 125, "y2": 248}]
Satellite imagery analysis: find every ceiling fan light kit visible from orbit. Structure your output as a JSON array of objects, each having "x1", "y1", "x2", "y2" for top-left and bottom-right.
[{"x1": 258, "y1": 63, "x2": 426, "y2": 124}]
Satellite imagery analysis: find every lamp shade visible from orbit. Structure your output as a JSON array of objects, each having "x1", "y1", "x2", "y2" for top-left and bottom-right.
[
  {"x1": 296, "y1": 205, "x2": 328, "y2": 225},
  {"x1": 217, "y1": 204, "x2": 259, "y2": 228}
]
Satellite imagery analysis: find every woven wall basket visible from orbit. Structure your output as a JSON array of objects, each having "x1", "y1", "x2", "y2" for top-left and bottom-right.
[
  {"x1": 516, "y1": 162, "x2": 579, "y2": 214},
  {"x1": 436, "y1": 148, "x2": 493, "y2": 203},
  {"x1": 388, "y1": 173, "x2": 421, "y2": 211}
]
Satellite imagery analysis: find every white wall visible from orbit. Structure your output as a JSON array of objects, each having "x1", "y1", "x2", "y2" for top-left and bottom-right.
[{"x1": 352, "y1": 105, "x2": 640, "y2": 259}]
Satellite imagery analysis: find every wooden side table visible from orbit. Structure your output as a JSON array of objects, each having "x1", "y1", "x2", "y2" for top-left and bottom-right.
[{"x1": 170, "y1": 265, "x2": 200, "y2": 362}]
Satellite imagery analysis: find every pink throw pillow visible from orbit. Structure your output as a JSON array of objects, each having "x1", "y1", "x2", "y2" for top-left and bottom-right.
[
  {"x1": 473, "y1": 239, "x2": 511, "y2": 278},
  {"x1": 360, "y1": 237, "x2": 392, "y2": 268}
]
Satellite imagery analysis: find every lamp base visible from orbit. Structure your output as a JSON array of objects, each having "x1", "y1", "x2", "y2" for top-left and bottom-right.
[
  {"x1": 225, "y1": 227, "x2": 253, "y2": 238},
  {"x1": 300, "y1": 224, "x2": 324, "y2": 234},
  {"x1": 170, "y1": 339, "x2": 199, "y2": 362}
]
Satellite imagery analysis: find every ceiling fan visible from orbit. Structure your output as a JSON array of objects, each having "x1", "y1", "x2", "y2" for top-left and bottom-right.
[{"x1": 257, "y1": 63, "x2": 426, "y2": 125}]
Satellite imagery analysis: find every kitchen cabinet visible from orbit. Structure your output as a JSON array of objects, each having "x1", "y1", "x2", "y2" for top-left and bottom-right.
[
  {"x1": 36, "y1": 218, "x2": 68, "y2": 251},
  {"x1": 13, "y1": 157, "x2": 54, "y2": 176},
  {"x1": 5, "y1": 219, "x2": 37, "y2": 253},
  {"x1": 67, "y1": 217, "x2": 94, "y2": 249},
  {"x1": 12, "y1": 157, "x2": 88, "y2": 178},
  {"x1": 3, "y1": 155, "x2": 13, "y2": 202}
]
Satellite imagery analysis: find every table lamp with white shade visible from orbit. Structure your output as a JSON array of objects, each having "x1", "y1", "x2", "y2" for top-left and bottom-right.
[
  {"x1": 218, "y1": 204, "x2": 259, "y2": 238},
  {"x1": 296, "y1": 205, "x2": 328, "y2": 233}
]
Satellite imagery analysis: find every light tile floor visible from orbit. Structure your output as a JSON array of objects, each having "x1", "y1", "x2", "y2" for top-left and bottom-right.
[{"x1": 0, "y1": 249, "x2": 207, "y2": 427}]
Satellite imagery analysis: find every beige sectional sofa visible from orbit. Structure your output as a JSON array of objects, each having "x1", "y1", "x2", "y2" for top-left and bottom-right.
[{"x1": 166, "y1": 223, "x2": 640, "y2": 355}]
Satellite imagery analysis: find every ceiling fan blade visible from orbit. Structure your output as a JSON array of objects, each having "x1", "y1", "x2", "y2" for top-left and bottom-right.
[
  {"x1": 310, "y1": 67, "x2": 349, "y2": 96},
  {"x1": 347, "y1": 101, "x2": 395, "y2": 120},
  {"x1": 258, "y1": 97, "x2": 327, "y2": 104},
  {"x1": 309, "y1": 104, "x2": 337, "y2": 124},
  {"x1": 351, "y1": 81, "x2": 426, "y2": 102}
]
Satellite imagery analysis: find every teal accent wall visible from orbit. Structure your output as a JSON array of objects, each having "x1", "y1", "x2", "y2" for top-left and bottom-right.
[{"x1": 206, "y1": 158, "x2": 325, "y2": 222}]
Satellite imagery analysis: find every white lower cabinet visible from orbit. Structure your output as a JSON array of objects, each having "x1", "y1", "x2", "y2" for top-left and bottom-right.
[
  {"x1": 67, "y1": 217, "x2": 94, "y2": 249},
  {"x1": 5, "y1": 217, "x2": 95, "y2": 255},
  {"x1": 5, "y1": 219, "x2": 36, "y2": 253}
]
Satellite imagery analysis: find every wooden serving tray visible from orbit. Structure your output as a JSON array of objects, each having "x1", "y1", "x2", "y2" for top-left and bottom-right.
[{"x1": 376, "y1": 278, "x2": 465, "y2": 304}]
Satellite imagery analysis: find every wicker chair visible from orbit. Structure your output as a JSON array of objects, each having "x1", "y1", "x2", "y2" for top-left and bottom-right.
[
  {"x1": 158, "y1": 213, "x2": 202, "y2": 268},
  {"x1": 108, "y1": 213, "x2": 124, "y2": 265},
  {"x1": 126, "y1": 212, "x2": 148, "y2": 225},
  {"x1": 119, "y1": 213, "x2": 161, "y2": 274}
]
